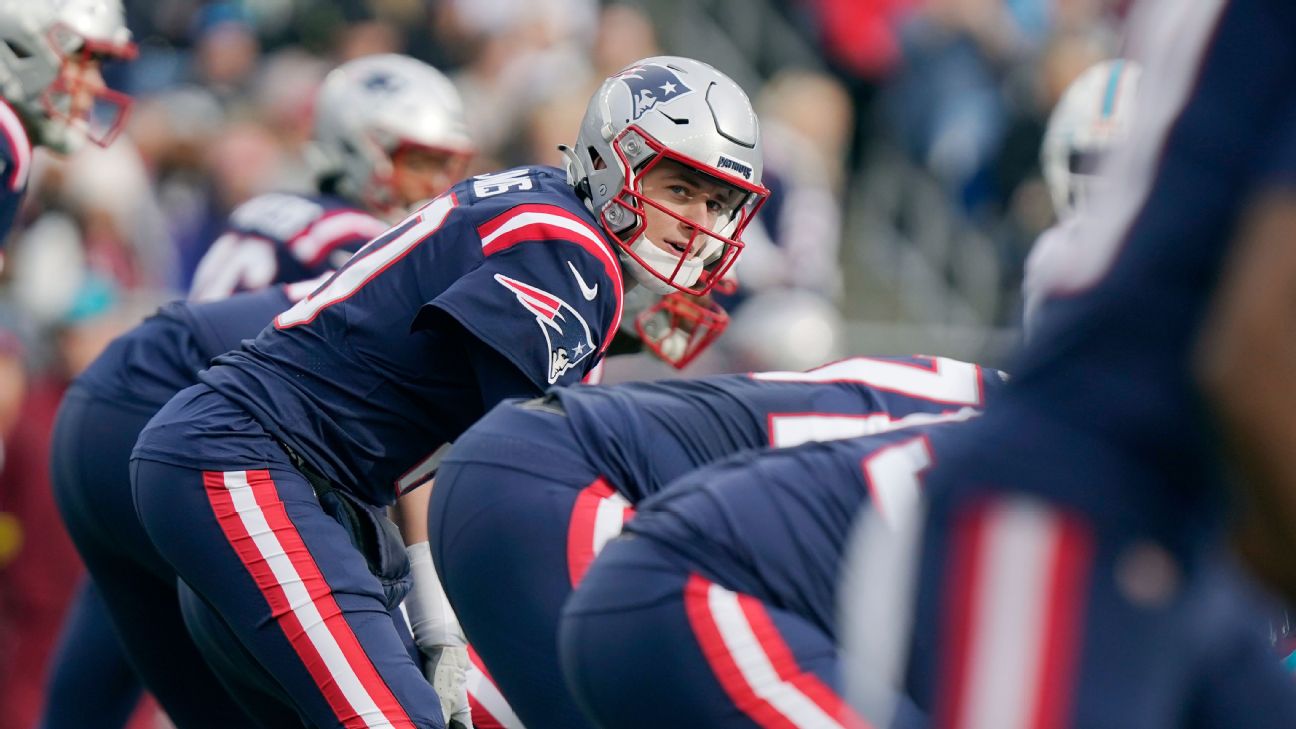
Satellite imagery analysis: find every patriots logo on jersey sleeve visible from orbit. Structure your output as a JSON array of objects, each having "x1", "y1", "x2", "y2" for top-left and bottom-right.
[
  {"x1": 494, "y1": 273, "x2": 596, "y2": 384},
  {"x1": 616, "y1": 64, "x2": 693, "y2": 120}
]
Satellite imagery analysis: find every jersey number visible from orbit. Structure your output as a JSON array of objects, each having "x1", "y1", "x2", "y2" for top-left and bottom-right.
[
  {"x1": 753, "y1": 357, "x2": 984, "y2": 406},
  {"x1": 759, "y1": 357, "x2": 984, "y2": 448},
  {"x1": 276, "y1": 195, "x2": 457, "y2": 328},
  {"x1": 861, "y1": 435, "x2": 932, "y2": 529},
  {"x1": 189, "y1": 233, "x2": 278, "y2": 302}
]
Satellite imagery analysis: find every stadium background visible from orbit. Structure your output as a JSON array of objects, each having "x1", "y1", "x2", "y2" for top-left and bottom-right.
[{"x1": 0, "y1": 0, "x2": 1125, "y2": 726}]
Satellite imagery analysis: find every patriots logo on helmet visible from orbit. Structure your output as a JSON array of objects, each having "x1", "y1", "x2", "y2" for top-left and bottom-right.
[
  {"x1": 363, "y1": 71, "x2": 404, "y2": 94},
  {"x1": 495, "y1": 273, "x2": 596, "y2": 384},
  {"x1": 616, "y1": 64, "x2": 693, "y2": 120}
]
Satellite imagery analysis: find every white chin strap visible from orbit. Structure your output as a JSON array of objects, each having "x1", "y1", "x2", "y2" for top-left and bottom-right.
[{"x1": 624, "y1": 231, "x2": 729, "y2": 295}]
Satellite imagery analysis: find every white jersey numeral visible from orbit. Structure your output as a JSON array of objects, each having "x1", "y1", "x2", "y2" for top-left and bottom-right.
[
  {"x1": 276, "y1": 195, "x2": 457, "y2": 329},
  {"x1": 862, "y1": 436, "x2": 932, "y2": 530},
  {"x1": 768, "y1": 414, "x2": 895, "y2": 449},
  {"x1": 188, "y1": 233, "x2": 278, "y2": 302},
  {"x1": 752, "y1": 357, "x2": 984, "y2": 407},
  {"x1": 473, "y1": 169, "x2": 533, "y2": 198}
]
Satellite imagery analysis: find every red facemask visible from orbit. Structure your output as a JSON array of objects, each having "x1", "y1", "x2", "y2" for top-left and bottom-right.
[
  {"x1": 40, "y1": 25, "x2": 137, "y2": 147},
  {"x1": 602, "y1": 128, "x2": 768, "y2": 296},
  {"x1": 635, "y1": 292, "x2": 730, "y2": 370}
]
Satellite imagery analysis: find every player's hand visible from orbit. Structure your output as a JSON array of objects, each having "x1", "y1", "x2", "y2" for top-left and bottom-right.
[{"x1": 424, "y1": 645, "x2": 474, "y2": 729}]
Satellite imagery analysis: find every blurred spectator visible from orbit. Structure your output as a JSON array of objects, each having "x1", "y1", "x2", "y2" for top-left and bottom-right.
[
  {"x1": 730, "y1": 69, "x2": 853, "y2": 301},
  {"x1": 592, "y1": 3, "x2": 661, "y2": 78},
  {"x1": 190, "y1": 2, "x2": 261, "y2": 108},
  {"x1": 0, "y1": 273, "x2": 135, "y2": 729},
  {"x1": 444, "y1": 0, "x2": 598, "y2": 166}
]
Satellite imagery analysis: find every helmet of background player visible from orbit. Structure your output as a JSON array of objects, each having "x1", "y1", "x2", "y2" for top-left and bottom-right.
[
  {"x1": 563, "y1": 56, "x2": 769, "y2": 296},
  {"x1": 311, "y1": 54, "x2": 474, "y2": 220},
  {"x1": 1041, "y1": 59, "x2": 1142, "y2": 219},
  {"x1": 0, "y1": 0, "x2": 136, "y2": 153}
]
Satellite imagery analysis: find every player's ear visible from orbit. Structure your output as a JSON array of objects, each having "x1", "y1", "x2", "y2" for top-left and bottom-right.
[{"x1": 590, "y1": 148, "x2": 606, "y2": 170}]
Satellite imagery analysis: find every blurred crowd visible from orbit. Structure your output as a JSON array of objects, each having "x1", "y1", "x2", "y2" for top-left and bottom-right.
[{"x1": 0, "y1": 1, "x2": 1128, "y2": 726}]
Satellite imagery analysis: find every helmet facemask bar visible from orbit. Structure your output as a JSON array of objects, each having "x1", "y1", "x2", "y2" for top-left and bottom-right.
[
  {"x1": 361, "y1": 137, "x2": 474, "y2": 218},
  {"x1": 635, "y1": 292, "x2": 730, "y2": 369},
  {"x1": 39, "y1": 24, "x2": 136, "y2": 148},
  {"x1": 601, "y1": 126, "x2": 767, "y2": 296}
]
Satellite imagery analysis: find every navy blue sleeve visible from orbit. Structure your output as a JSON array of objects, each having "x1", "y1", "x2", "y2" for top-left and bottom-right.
[
  {"x1": 418, "y1": 240, "x2": 617, "y2": 392},
  {"x1": 0, "y1": 102, "x2": 30, "y2": 244},
  {"x1": 1260, "y1": 102, "x2": 1296, "y2": 189}
]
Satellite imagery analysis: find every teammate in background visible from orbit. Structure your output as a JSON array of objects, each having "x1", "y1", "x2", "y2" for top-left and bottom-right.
[
  {"x1": 47, "y1": 280, "x2": 326, "y2": 729},
  {"x1": 0, "y1": 0, "x2": 136, "y2": 243},
  {"x1": 430, "y1": 356, "x2": 1007, "y2": 728},
  {"x1": 129, "y1": 56, "x2": 768, "y2": 729},
  {"x1": 838, "y1": 2, "x2": 1296, "y2": 726},
  {"x1": 188, "y1": 53, "x2": 474, "y2": 301},
  {"x1": 1022, "y1": 58, "x2": 1142, "y2": 331}
]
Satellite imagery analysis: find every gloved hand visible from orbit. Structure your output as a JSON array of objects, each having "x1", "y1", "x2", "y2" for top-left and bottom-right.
[
  {"x1": 424, "y1": 644, "x2": 474, "y2": 729},
  {"x1": 406, "y1": 541, "x2": 474, "y2": 728}
]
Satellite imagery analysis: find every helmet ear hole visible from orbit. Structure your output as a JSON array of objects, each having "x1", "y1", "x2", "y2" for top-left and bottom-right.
[
  {"x1": 589, "y1": 147, "x2": 606, "y2": 170},
  {"x1": 5, "y1": 41, "x2": 30, "y2": 59}
]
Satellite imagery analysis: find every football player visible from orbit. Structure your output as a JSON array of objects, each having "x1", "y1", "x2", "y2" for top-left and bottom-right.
[
  {"x1": 561, "y1": 415, "x2": 1296, "y2": 729},
  {"x1": 839, "y1": 1, "x2": 1296, "y2": 726},
  {"x1": 47, "y1": 280, "x2": 327, "y2": 729},
  {"x1": 187, "y1": 53, "x2": 474, "y2": 301},
  {"x1": 1023, "y1": 58, "x2": 1142, "y2": 331},
  {"x1": 0, "y1": 0, "x2": 136, "y2": 243},
  {"x1": 559, "y1": 417, "x2": 968, "y2": 729},
  {"x1": 128, "y1": 56, "x2": 767, "y2": 729},
  {"x1": 41, "y1": 52, "x2": 476, "y2": 729},
  {"x1": 429, "y1": 356, "x2": 1007, "y2": 727}
]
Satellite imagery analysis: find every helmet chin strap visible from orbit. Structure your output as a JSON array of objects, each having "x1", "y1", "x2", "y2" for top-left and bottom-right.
[{"x1": 623, "y1": 232, "x2": 705, "y2": 294}]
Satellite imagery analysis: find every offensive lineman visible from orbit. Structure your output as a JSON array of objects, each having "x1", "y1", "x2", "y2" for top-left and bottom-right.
[{"x1": 431, "y1": 356, "x2": 1006, "y2": 728}]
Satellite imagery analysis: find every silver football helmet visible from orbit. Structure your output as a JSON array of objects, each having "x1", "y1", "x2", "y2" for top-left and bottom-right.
[
  {"x1": 312, "y1": 54, "x2": 474, "y2": 219},
  {"x1": 0, "y1": 0, "x2": 136, "y2": 153},
  {"x1": 564, "y1": 56, "x2": 769, "y2": 296},
  {"x1": 1041, "y1": 59, "x2": 1142, "y2": 219}
]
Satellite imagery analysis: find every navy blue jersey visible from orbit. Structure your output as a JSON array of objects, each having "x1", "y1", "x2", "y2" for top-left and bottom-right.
[
  {"x1": 0, "y1": 99, "x2": 31, "y2": 242},
  {"x1": 1009, "y1": 1, "x2": 1296, "y2": 486},
  {"x1": 187, "y1": 192, "x2": 387, "y2": 301},
  {"x1": 148, "y1": 167, "x2": 623, "y2": 505},
  {"x1": 74, "y1": 285, "x2": 299, "y2": 411},
  {"x1": 553, "y1": 355, "x2": 1006, "y2": 501},
  {"x1": 626, "y1": 416, "x2": 972, "y2": 636}
]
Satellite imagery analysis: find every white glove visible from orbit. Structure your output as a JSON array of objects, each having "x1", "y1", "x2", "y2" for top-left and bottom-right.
[
  {"x1": 425, "y1": 645, "x2": 474, "y2": 729},
  {"x1": 405, "y1": 542, "x2": 473, "y2": 728}
]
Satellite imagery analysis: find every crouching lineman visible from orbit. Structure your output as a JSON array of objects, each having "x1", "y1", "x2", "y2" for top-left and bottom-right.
[
  {"x1": 559, "y1": 414, "x2": 1296, "y2": 729},
  {"x1": 429, "y1": 356, "x2": 1007, "y2": 728},
  {"x1": 128, "y1": 56, "x2": 767, "y2": 729},
  {"x1": 0, "y1": 0, "x2": 136, "y2": 241},
  {"x1": 42, "y1": 53, "x2": 475, "y2": 729}
]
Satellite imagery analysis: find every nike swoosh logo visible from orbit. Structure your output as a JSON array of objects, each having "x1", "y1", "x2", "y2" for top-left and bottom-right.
[{"x1": 568, "y1": 260, "x2": 598, "y2": 301}]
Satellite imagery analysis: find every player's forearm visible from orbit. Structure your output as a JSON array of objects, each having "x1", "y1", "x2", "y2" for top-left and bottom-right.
[
  {"x1": 394, "y1": 481, "x2": 433, "y2": 545},
  {"x1": 1196, "y1": 192, "x2": 1296, "y2": 599}
]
